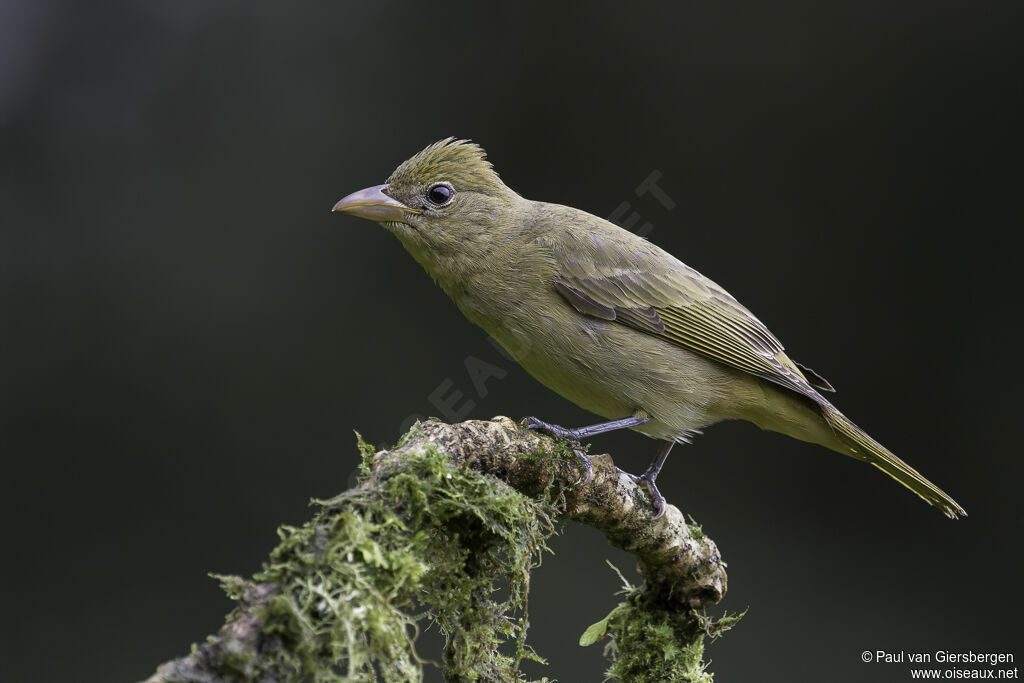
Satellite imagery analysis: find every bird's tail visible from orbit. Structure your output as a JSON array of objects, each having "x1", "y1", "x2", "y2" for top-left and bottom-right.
[{"x1": 820, "y1": 403, "x2": 966, "y2": 519}]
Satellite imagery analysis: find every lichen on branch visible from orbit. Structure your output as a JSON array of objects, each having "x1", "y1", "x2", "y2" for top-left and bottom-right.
[{"x1": 143, "y1": 417, "x2": 734, "y2": 682}]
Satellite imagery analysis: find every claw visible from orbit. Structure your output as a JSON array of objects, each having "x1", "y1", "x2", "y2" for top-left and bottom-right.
[
  {"x1": 640, "y1": 474, "x2": 667, "y2": 520},
  {"x1": 626, "y1": 471, "x2": 667, "y2": 520},
  {"x1": 521, "y1": 416, "x2": 579, "y2": 441},
  {"x1": 573, "y1": 447, "x2": 594, "y2": 486},
  {"x1": 522, "y1": 417, "x2": 593, "y2": 486}
]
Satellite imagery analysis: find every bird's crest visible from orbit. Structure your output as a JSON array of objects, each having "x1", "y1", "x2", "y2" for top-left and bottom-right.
[{"x1": 388, "y1": 138, "x2": 505, "y2": 194}]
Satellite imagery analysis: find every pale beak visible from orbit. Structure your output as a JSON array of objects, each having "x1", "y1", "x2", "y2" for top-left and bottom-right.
[{"x1": 331, "y1": 184, "x2": 420, "y2": 222}]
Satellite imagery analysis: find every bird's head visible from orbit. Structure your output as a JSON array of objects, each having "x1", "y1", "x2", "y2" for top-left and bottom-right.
[{"x1": 333, "y1": 138, "x2": 522, "y2": 280}]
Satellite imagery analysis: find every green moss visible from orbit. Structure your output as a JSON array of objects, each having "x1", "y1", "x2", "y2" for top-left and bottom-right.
[
  {"x1": 354, "y1": 430, "x2": 375, "y2": 476},
  {"x1": 194, "y1": 428, "x2": 732, "y2": 682},
  {"x1": 218, "y1": 442, "x2": 560, "y2": 681},
  {"x1": 594, "y1": 566, "x2": 742, "y2": 683},
  {"x1": 393, "y1": 423, "x2": 425, "y2": 449},
  {"x1": 687, "y1": 516, "x2": 704, "y2": 540}
]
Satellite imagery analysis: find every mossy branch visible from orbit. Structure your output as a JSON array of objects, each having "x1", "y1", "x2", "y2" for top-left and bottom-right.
[{"x1": 142, "y1": 417, "x2": 733, "y2": 683}]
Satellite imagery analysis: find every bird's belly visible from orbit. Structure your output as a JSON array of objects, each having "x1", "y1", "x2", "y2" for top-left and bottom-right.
[{"x1": 487, "y1": 314, "x2": 739, "y2": 441}]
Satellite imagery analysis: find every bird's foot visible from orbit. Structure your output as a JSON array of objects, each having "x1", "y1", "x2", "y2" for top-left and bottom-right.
[
  {"x1": 628, "y1": 471, "x2": 667, "y2": 520},
  {"x1": 521, "y1": 416, "x2": 593, "y2": 486},
  {"x1": 521, "y1": 416, "x2": 580, "y2": 441}
]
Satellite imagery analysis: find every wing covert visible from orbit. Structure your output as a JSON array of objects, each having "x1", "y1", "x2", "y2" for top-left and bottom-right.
[{"x1": 554, "y1": 260, "x2": 833, "y2": 398}]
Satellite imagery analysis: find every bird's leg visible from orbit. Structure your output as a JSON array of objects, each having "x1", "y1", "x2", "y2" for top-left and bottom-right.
[
  {"x1": 521, "y1": 414, "x2": 652, "y2": 486},
  {"x1": 521, "y1": 415, "x2": 652, "y2": 441},
  {"x1": 630, "y1": 441, "x2": 674, "y2": 520}
]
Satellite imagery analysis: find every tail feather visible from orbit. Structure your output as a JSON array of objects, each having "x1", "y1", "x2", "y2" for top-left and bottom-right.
[{"x1": 820, "y1": 403, "x2": 966, "y2": 519}]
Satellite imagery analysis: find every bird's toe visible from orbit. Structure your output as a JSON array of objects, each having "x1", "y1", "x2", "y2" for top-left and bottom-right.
[
  {"x1": 635, "y1": 473, "x2": 667, "y2": 520},
  {"x1": 574, "y1": 448, "x2": 594, "y2": 486},
  {"x1": 520, "y1": 416, "x2": 579, "y2": 442}
]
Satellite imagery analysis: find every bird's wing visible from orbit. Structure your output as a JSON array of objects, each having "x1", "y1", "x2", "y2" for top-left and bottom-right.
[{"x1": 552, "y1": 237, "x2": 834, "y2": 397}]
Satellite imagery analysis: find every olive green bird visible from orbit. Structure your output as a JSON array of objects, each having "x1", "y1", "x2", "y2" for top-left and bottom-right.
[{"x1": 332, "y1": 138, "x2": 965, "y2": 520}]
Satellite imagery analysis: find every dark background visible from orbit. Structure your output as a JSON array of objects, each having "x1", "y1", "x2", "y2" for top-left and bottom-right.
[{"x1": 3, "y1": 1, "x2": 1022, "y2": 681}]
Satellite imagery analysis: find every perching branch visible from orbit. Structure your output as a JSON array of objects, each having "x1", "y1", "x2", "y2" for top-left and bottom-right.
[
  {"x1": 142, "y1": 416, "x2": 733, "y2": 683},
  {"x1": 397, "y1": 417, "x2": 727, "y2": 609}
]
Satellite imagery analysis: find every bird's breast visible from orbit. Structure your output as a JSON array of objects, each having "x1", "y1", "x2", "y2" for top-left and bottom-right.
[{"x1": 452, "y1": 281, "x2": 730, "y2": 441}]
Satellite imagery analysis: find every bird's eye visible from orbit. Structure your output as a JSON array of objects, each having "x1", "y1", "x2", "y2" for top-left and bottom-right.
[{"x1": 426, "y1": 183, "x2": 454, "y2": 206}]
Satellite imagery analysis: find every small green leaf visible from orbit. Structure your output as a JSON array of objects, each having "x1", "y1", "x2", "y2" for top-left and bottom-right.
[{"x1": 579, "y1": 616, "x2": 610, "y2": 646}]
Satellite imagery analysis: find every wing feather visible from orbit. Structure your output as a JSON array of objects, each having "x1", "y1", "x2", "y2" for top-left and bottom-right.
[{"x1": 554, "y1": 259, "x2": 834, "y2": 398}]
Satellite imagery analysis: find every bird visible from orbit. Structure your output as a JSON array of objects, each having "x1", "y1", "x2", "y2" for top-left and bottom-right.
[{"x1": 332, "y1": 137, "x2": 965, "y2": 520}]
